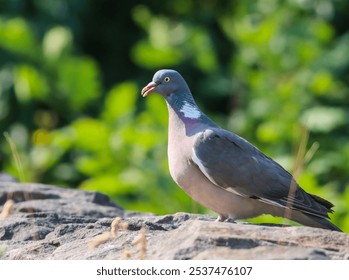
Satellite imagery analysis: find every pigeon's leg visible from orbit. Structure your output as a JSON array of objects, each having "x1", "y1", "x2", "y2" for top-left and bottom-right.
[
  {"x1": 215, "y1": 214, "x2": 228, "y2": 222},
  {"x1": 223, "y1": 214, "x2": 237, "y2": 223}
]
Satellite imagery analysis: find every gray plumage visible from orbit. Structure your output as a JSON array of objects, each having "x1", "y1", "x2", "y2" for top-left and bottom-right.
[{"x1": 141, "y1": 69, "x2": 342, "y2": 232}]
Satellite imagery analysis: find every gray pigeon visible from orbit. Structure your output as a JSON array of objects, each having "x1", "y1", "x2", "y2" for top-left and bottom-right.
[{"x1": 141, "y1": 69, "x2": 342, "y2": 232}]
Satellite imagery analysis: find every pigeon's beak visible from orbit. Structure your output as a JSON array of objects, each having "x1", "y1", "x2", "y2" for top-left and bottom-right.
[{"x1": 141, "y1": 81, "x2": 157, "y2": 97}]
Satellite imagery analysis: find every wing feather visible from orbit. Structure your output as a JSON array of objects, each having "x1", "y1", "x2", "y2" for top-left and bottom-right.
[{"x1": 192, "y1": 128, "x2": 333, "y2": 219}]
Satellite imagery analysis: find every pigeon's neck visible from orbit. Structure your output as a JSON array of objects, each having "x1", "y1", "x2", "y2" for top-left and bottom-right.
[{"x1": 165, "y1": 92, "x2": 217, "y2": 136}]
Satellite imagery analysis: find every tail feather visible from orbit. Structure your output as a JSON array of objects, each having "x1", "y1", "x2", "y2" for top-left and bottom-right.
[
  {"x1": 293, "y1": 212, "x2": 342, "y2": 232},
  {"x1": 308, "y1": 193, "x2": 335, "y2": 213}
]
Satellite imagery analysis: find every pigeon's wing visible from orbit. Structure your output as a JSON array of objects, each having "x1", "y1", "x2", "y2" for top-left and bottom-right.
[{"x1": 192, "y1": 128, "x2": 333, "y2": 218}]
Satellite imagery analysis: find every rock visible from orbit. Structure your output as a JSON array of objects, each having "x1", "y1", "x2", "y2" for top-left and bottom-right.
[
  {"x1": 0, "y1": 182, "x2": 348, "y2": 260},
  {"x1": 0, "y1": 182, "x2": 123, "y2": 218},
  {"x1": 0, "y1": 173, "x2": 17, "y2": 183}
]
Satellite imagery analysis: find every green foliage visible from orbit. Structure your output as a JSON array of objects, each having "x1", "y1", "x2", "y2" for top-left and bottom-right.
[{"x1": 0, "y1": 0, "x2": 348, "y2": 231}]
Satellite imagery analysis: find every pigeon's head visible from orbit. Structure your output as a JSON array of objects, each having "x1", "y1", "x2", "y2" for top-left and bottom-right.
[{"x1": 141, "y1": 69, "x2": 188, "y2": 98}]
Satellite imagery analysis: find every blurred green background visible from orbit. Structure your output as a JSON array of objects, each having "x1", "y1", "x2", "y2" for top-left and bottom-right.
[{"x1": 0, "y1": 0, "x2": 348, "y2": 231}]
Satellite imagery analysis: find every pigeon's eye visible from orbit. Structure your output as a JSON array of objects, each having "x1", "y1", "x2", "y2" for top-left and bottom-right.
[{"x1": 164, "y1": 77, "x2": 171, "y2": 82}]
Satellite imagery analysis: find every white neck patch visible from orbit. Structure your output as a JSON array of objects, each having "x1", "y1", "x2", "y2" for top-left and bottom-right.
[{"x1": 179, "y1": 101, "x2": 201, "y2": 119}]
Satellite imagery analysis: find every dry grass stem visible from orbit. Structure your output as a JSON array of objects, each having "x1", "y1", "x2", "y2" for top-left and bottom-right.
[
  {"x1": 0, "y1": 199, "x2": 15, "y2": 220},
  {"x1": 123, "y1": 246, "x2": 132, "y2": 259},
  {"x1": 304, "y1": 142, "x2": 319, "y2": 165},
  {"x1": 132, "y1": 226, "x2": 147, "y2": 260},
  {"x1": 88, "y1": 217, "x2": 128, "y2": 249},
  {"x1": 284, "y1": 127, "x2": 318, "y2": 224},
  {"x1": 88, "y1": 232, "x2": 112, "y2": 249},
  {"x1": 284, "y1": 128, "x2": 308, "y2": 222},
  {"x1": 111, "y1": 217, "x2": 128, "y2": 237},
  {"x1": 4, "y1": 132, "x2": 27, "y2": 182}
]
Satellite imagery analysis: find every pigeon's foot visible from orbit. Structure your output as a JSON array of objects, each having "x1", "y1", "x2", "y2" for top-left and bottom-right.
[
  {"x1": 215, "y1": 215, "x2": 228, "y2": 222},
  {"x1": 224, "y1": 218, "x2": 237, "y2": 223}
]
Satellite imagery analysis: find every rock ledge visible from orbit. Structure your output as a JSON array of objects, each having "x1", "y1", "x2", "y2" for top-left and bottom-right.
[{"x1": 0, "y1": 182, "x2": 348, "y2": 260}]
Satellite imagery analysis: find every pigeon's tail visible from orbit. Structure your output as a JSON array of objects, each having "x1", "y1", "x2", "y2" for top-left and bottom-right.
[
  {"x1": 303, "y1": 193, "x2": 342, "y2": 231},
  {"x1": 308, "y1": 193, "x2": 335, "y2": 213},
  {"x1": 292, "y1": 211, "x2": 342, "y2": 232},
  {"x1": 304, "y1": 214, "x2": 342, "y2": 232}
]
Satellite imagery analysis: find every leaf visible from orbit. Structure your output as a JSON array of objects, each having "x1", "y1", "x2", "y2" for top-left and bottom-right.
[
  {"x1": 131, "y1": 41, "x2": 182, "y2": 68},
  {"x1": 57, "y1": 57, "x2": 101, "y2": 110},
  {"x1": 0, "y1": 18, "x2": 38, "y2": 57},
  {"x1": 43, "y1": 26, "x2": 73, "y2": 60},
  {"x1": 300, "y1": 106, "x2": 346, "y2": 132},
  {"x1": 13, "y1": 65, "x2": 49, "y2": 102},
  {"x1": 102, "y1": 82, "x2": 138, "y2": 122},
  {"x1": 145, "y1": 94, "x2": 168, "y2": 126},
  {"x1": 79, "y1": 174, "x2": 134, "y2": 196},
  {"x1": 310, "y1": 70, "x2": 333, "y2": 95},
  {"x1": 72, "y1": 118, "x2": 110, "y2": 152},
  {"x1": 256, "y1": 121, "x2": 284, "y2": 143}
]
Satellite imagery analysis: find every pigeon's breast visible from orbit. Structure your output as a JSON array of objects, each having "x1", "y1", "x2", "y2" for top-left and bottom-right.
[{"x1": 167, "y1": 132, "x2": 195, "y2": 187}]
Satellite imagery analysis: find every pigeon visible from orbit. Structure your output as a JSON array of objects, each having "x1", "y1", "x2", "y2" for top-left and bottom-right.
[{"x1": 141, "y1": 69, "x2": 342, "y2": 232}]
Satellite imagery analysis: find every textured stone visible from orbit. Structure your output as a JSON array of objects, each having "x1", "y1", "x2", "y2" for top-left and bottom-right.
[
  {"x1": 0, "y1": 182, "x2": 348, "y2": 260},
  {"x1": 0, "y1": 173, "x2": 17, "y2": 183}
]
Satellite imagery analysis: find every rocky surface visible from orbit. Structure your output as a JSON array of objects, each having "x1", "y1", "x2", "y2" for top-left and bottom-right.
[{"x1": 0, "y1": 181, "x2": 348, "y2": 260}]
